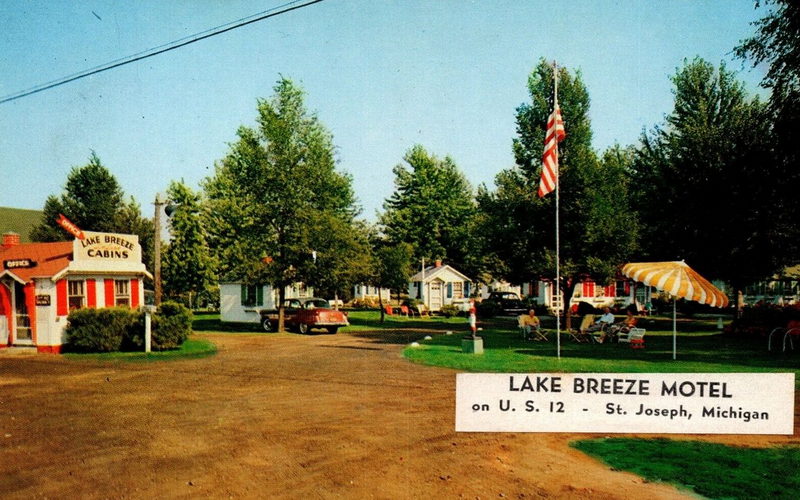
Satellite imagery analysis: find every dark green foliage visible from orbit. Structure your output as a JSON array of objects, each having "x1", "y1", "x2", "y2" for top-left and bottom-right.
[
  {"x1": 479, "y1": 60, "x2": 637, "y2": 301},
  {"x1": 65, "y1": 302, "x2": 191, "y2": 353},
  {"x1": 163, "y1": 181, "x2": 217, "y2": 303},
  {"x1": 152, "y1": 301, "x2": 192, "y2": 350},
  {"x1": 65, "y1": 307, "x2": 137, "y2": 352},
  {"x1": 572, "y1": 438, "x2": 800, "y2": 500},
  {"x1": 380, "y1": 145, "x2": 479, "y2": 277},
  {"x1": 634, "y1": 58, "x2": 780, "y2": 288},
  {"x1": 29, "y1": 152, "x2": 154, "y2": 274},
  {"x1": 735, "y1": 0, "x2": 800, "y2": 269},
  {"x1": 477, "y1": 300, "x2": 501, "y2": 318},
  {"x1": 203, "y1": 78, "x2": 359, "y2": 330}
]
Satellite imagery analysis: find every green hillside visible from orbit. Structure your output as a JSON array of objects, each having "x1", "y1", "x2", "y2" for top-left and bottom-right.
[{"x1": 0, "y1": 206, "x2": 43, "y2": 243}]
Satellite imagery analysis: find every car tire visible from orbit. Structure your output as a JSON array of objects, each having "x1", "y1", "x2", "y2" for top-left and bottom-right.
[
  {"x1": 326, "y1": 327, "x2": 338, "y2": 335},
  {"x1": 298, "y1": 323, "x2": 310, "y2": 334},
  {"x1": 261, "y1": 318, "x2": 273, "y2": 332}
]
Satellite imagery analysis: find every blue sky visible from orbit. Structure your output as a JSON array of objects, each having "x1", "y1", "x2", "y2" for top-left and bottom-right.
[{"x1": 0, "y1": 1, "x2": 768, "y2": 220}]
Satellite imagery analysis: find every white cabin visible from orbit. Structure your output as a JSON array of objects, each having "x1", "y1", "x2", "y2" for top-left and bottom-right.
[{"x1": 220, "y1": 282, "x2": 311, "y2": 324}]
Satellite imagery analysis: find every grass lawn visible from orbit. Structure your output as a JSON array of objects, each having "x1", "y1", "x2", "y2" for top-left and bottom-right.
[
  {"x1": 63, "y1": 337, "x2": 217, "y2": 362},
  {"x1": 382, "y1": 312, "x2": 800, "y2": 381},
  {"x1": 571, "y1": 438, "x2": 800, "y2": 500}
]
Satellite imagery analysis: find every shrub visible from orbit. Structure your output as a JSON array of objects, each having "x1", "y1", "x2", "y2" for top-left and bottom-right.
[
  {"x1": 350, "y1": 298, "x2": 380, "y2": 309},
  {"x1": 477, "y1": 300, "x2": 501, "y2": 318},
  {"x1": 66, "y1": 307, "x2": 138, "y2": 352},
  {"x1": 440, "y1": 304, "x2": 459, "y2": 318},
  {"x1": 129, "y1": 301, "x2": 192, "y2": 350}
]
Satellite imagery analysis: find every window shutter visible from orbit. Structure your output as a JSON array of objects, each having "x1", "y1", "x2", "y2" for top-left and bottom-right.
[
  {"x1": 256, "y1": 285, "x2": 264, "y2": 306},
  {"x1": 241, "y1": 284, "x2": 247, "y2": 305},
  {"x1": 464, "y1": 281, "x2": 470, "y2": 297},
  {"x1": 447, "y1": 283, "x2": 453, "y2": 298},
  {"x1": 56, "y1": 280, "x2": 68, "y2": 316},
  {"x1": 131, "y1": 279, "x2": 140, "y2": 307},
  {"x1": 86, "y1": 279, "x2": 97, "y2": 308},
  {"x1": 104, "y1": 279, "x2": 114, "y2": 307}
]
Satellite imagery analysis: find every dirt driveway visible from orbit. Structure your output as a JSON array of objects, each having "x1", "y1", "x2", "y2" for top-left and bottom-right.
[{"x1": 1, "y1": 332, "x2": 796, "y2": 499}]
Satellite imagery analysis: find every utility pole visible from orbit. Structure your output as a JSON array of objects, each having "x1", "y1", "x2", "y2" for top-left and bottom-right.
[{"x1": 153, "y1": 193, "x2": 165, "y2": 306}]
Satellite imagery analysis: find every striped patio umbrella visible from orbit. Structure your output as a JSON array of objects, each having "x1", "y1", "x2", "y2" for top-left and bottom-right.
[{"x1": 621, "y1": 261, "x2": 729, "y2": 359}]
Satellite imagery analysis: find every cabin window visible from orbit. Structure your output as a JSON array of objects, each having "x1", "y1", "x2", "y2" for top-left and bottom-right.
[
  {"x1": 241, "y1": 285, "x2": 262, "y2": 307},
  {"x1": 115, "y1": 280, "x2": 130, "y2": 306},
  {"x1": 452, "y1": 281, "x2": 463, "y2": 299},
  {"x1": 68, "y1": 280, "x2": 85, "y2": 310}
]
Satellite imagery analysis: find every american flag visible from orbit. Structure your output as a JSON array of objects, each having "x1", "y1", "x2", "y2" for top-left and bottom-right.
[{"x1": 537, "y1": 105, "x2": 565, "y2": 198}]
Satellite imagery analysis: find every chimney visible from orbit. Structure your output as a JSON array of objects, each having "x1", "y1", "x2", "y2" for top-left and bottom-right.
[
  {"x1": 435, "y1": 259, "x2": 442, "y2": 268},
  {"x1": 2, "y1": 232, "x2": 20, "y2": 249}
]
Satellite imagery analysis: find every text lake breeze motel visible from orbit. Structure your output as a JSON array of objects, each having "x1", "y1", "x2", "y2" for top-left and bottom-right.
[{"x1": 0, "y1": 231, "x2": 151, "y2": 353}]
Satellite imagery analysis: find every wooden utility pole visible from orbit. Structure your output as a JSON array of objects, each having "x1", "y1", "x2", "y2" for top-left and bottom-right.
[{"x1": 153, "y1": 193, "x2": 165, "y2": 306}]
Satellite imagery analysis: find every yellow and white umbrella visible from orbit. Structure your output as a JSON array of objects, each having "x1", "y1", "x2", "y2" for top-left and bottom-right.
[{"x1": 621, "y1": 261, "x2": 729, "y2": 359}]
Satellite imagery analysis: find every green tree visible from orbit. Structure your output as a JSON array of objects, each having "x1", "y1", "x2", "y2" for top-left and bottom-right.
[
  {"x1": 633, "y1": 58, "x2": 778, "y2": 290},
  {"x1": 366, "y1": 240, "x2": 414, "y2": 322},
  {"x1": 303, "y1": 216, "x2": 373, "y2": 307},
  {"x1": 30, "y1": 152, "x2": 154, "y2": 273},
  {"x1": 735, "y1": 0, "x2": 800, "y2": 267},
  {"x1": 479, "y1": 60, "x2": 638, "y2": 325},
  {"x1": 162, "y1": 181, "x2": 217, "y2": 307},
  {"x1": 203, "y1": 77, "x2": 357, "y2": 331},
  {"x1": 379, "y1": 145, "x2": 478, "y2": 276}
]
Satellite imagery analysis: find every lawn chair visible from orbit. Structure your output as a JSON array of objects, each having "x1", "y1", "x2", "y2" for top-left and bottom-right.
[
  {"x1": 618, "y1": 327, "x2": 646, "y2": 346},
  {"x1": 399, "y1": 305, "x2": 410, "y2": 317},
  {"x1": 518, "y1": 315, "x2": 548, "y2": 341},
  {"x1": 384, "y1": 304, "x2": 393, "y2": 316},
  {"x1": 767, "y1": 320, "x2": 800, "y2": 352},
  {"x1": 568, "y1": 314, "x2": 595, "y2": 343}
]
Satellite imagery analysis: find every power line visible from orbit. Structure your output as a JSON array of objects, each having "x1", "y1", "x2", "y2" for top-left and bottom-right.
[{"x1": 0, "y1": 0, "x2": 326, "y2": 105}]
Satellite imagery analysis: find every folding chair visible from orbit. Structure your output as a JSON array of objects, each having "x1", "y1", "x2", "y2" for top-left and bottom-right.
[
  {"x1": 518, "y1": 315, "x2": 548, "y2": 341},
  {"x1": 568, "y1": 314, "x2": 595, "y2": 343},
  {"x1": 400, "y1": 305, "x2": 410, "y2": 317}
]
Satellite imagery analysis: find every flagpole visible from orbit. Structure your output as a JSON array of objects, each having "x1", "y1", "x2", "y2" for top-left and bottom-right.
[{"x1": 553, "y1": 61, "x2": 561, "y2": 360}]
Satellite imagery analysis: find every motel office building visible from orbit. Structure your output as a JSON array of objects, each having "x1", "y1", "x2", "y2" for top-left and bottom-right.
[{"x1": 0, "y1": 231, "x2": 150, "y2": 353}]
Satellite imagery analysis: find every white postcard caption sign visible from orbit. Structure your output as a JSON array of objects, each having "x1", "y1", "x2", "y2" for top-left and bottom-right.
[{"x1": 456, "y1": 373, "x2": 795, "y2": 434}]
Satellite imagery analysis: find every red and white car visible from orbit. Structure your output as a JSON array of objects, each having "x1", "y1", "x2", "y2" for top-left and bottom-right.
[{"x1": 259, "y1": 297, "x2": 349, "y2": 334}]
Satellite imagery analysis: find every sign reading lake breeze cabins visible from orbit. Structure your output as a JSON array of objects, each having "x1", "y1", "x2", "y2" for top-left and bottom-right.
[
  {"x1": 456, "y1": 373, "x2": 795, "y2": 434},
  {"x1": 73, "y1": 231, "x2": 142, "y2": 263}
]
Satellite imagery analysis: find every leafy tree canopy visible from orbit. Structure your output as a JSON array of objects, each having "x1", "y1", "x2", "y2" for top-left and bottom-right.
[
  {"x1": 30, "y1": 152, "x2": 154, "y2": 270},
  {"x1": 162, "y1": 180, "x2": 217, "y2": 303},
  {"x1": 480, "y1": 60, "x2": 637, "y2": 296},
  {"x1": 203, "y1": 77, "x2": 359, "y2": 323},
  {"x1": 379, "y1": 144, "x2": 478, "y2": 276},
  {"x1": 634, "y1": 57, "x2": 779, "y2": 287}
]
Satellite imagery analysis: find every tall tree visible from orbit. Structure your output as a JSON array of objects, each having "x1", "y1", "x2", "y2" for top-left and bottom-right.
[
  {"x1": 162, "y1": 181, "x2": 217, "y2": 307},
  {"x1": 30, "y1": 152, "x2": 154, "y2": 273},
  {"x1": 379, "y1": 145, "x2": 478, "y2": 276},
  {"x1": 203, "y1": 77, "x2": 357, "y2": 331},
  {"x1": 633, "y1": 58, "x2": 778, "y2": 290},
  {"x1": 479, "y1": 60, "x2": 637, "y2": 323},
  {"x1": 735, "y1": 0, "x2": 800, "y2": 267}
]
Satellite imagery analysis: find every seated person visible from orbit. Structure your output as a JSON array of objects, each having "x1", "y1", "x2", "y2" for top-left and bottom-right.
[
  {"x1": 587, "y1": 307, "x2": 615, "y2": 334},
  {"x1": 518, "y1": 309, "x2": 541, "y2": 338},
  {"x1": 600, "y1": 309, "x2": 637, "y2": 343}
]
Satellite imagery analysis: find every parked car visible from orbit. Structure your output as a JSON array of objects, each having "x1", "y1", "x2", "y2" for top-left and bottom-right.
[
  {"x1": 260, "y1": 297, "x2": 349, "y2": 334},
  {"x1": 482, "y1": 291, "x2": 527, "y2": 315}
]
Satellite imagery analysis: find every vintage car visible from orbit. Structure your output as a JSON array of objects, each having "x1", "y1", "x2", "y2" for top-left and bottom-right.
[
  {"x1": 482, "y1": 291, "x2": 527, "y2": 315},
  {"x1": 260, "y1": 297, "x2": 349, "y2": 334}
]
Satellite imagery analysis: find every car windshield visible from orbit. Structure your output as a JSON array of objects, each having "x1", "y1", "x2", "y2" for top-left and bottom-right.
[{"x1": 304, "y1": 299, "x2": 330, "y2": 309}]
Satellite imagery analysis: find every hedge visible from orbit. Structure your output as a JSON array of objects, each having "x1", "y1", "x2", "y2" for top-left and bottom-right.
[{"x1": 65, "y1": 301, "x2": 192, "y2": 353}]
